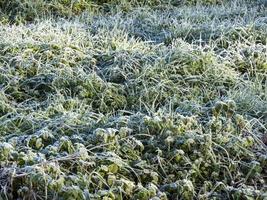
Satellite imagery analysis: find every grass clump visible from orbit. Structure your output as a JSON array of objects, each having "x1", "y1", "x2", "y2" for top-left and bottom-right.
[
  {"x1": 0, "y1": 0, "x2": 97, "y2": 23},
  {"x1": 0, "y1": 0, "x2": 266, "y2": 199}
]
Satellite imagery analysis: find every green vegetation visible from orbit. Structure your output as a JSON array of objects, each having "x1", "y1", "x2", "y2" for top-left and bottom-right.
[{"x1": 0, "y1": 0, "x2": 266, "y2": 199}]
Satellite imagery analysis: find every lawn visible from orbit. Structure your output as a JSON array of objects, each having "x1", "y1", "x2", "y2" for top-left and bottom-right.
[{"x1": 0, "y1": 0, "x2": 266, "y2": 199}]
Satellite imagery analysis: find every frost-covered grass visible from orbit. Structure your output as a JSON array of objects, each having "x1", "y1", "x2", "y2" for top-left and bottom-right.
[{"x1": 0, "y1": 0, "x2": 266, "y2": 199}]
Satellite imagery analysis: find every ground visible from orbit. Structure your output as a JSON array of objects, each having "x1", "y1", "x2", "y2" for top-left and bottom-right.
[{"x1": 0, "y1": 0, "x2": 266, "y2": 199}]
